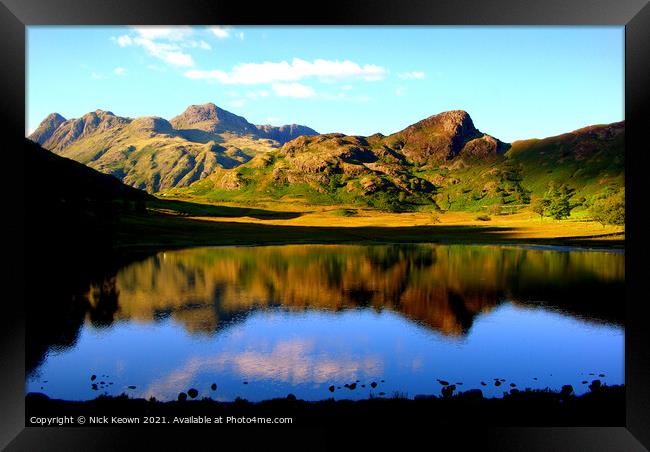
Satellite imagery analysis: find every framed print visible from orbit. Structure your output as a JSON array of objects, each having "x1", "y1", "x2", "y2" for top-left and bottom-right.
[{"x1": 2, "y1": 0, "x2": 648, "y2": 450}]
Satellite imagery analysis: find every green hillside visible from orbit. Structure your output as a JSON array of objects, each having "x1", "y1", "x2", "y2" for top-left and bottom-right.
[{"x1": 169, "y1": 112, "x2": 623, "y2": 214}]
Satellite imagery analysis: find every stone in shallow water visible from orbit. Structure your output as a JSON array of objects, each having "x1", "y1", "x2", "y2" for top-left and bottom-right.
[
  {"x1": 128, "y1": 386, "x2": 136, "y2": 389},
  {"x1": 437, "y1": 380, "x2": 450, "y2": 386},
  {"x1": 441, "y1": 384, "x2": 456, "y2": 398},
  {"x1": 379, "y1": 392, "x2": 385, "y2": 396},
  {"x1": 328, "y1": 385, "x2": 335, "y2": 392},
  {"x1": 91, "y1": 384, "x2": 98, "y2": 390},
  {"x1": 187, "y1": 388, "x2": 198, "y2": 399},
  {"x1": 178, "y1": 392, "x2": 187, "y2": 402},
  {"x1": 349, "y1": 383, "x2": 357, "y2": 390},
  {"x1": 494, "y1": 381, "x2": 502, "y2": 387},
  {"x1": 589, "y1": 380, "x2": 602, "y2": 392},
  {"x1": 370, "y1": 382, "x2": 377, "y2": 388},
  {"x1": 287, "y1": 394, "x2": 296, "y2": 400},
  {"x1": 510, "y1": 383, "x2": 517, "y2": 387},
  {"x1": 91, "y1": 375, "x2": 96, "y2": 381},
  {"x1": 560, "y1": 385, "x2": 574, "y2": 398},
  {"x1": 211, "y1": 383, "x2": 217, "y2": 391}
]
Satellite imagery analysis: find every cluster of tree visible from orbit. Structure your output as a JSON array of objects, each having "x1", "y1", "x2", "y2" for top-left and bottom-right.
[
  {"x1": 531, "y1": 183, "x2": 580, "y2": 220},
  {"x1": 589, "y1": 187, "x2": 625, "y2": 226}
]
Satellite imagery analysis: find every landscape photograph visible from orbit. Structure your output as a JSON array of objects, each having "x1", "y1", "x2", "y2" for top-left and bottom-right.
[{"x1": 25, "y1": 25, "x2": 625, "y2": 426}]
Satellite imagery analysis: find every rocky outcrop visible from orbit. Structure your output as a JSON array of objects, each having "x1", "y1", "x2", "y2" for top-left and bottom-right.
[
  {"x1": 170, "y1": 103, "x2": 258, "y2": 135},
  {"x1": 29, "y1": 113, "x2": 66, "y2": 145},
  {"x1": 255, "y1": 124, "x2": 318, "y2": 143},
  {"x1": 386, "y1": 110, "x2": 507, "y2": 165}
]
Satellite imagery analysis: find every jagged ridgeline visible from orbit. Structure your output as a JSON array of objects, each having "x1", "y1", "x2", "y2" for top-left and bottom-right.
[
  {"x1": 181, "y1": 111, "x2": 623, "y2": 212},
  {"x1": 29, "y1": 103, "x2": 318, "y2": 192},
  {"x1": 30, "y1": 104, "x2": 624, "y2": 212}
]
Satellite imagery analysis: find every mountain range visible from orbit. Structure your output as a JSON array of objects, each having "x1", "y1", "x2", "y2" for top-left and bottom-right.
[
  {"x1": 30, "y1": 103, "x2": 624, "y2": 211},
  {"x1": 29, "y1": 103, "x2": 317, "y2": 192}
]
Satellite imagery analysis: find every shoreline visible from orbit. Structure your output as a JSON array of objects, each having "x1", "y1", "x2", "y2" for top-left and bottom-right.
[{"x1": 26, "y1": 384, "x2": 625, "y2": 427}]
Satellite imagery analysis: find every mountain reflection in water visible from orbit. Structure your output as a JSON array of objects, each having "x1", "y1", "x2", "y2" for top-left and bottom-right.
[
  {"x1": 110, "y1": 244, "x2": 624, "y2": 335},
  {"x1": 27, "y1": 244, "x2": 624, "y2": 402}
]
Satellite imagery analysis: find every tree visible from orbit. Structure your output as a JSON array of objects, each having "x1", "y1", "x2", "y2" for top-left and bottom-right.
[
  {"x1": 590, "y1": 188, "x2": 625, "y2": 226},
  {"x1": 544, "y1": 183, "x2": 576, "y2": 220},
  {"x1": 531, "y1": 197, "x2": 550, "y2": 221}
]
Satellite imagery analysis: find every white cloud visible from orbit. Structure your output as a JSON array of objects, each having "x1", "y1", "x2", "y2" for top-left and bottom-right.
[
  {"x1": 184, "y1": 58, "x2": 386, "y2": 85},
  {"x1": 272, "y1": 83, "x2": 316, "y2": 98},
  {"x1": 228, "y1": 99, "x2": 245, "y2": 108},
  {"x1": 209, "y1": 26, "x2": 231, "y2": 39},
  {"x1": 266, "y1": 116, "x2": 280, "y2": 123},
  {"x1": 114, "y1": 67, "x2": 127, "y2": 75},
  {"x1": 131, "y1": 37, "x2": 194, "y2": 67},
  {"x1": 112, "y1": 27, "x2": 196, "y2": 67},
  {"x1": 341, "y1": 84, "x2": 353, "y2": 91},
  {"x1": 90, "y1": 71, "x2": 106, "y2": 80},
  {"x1": 398, "y1": 71, "x2": 426, "y2": 80},
  {"x1": 132, "y1": 26, "x2": 193, "y2": 41},
  {"x1": 114, "y1": 35, "x2": 132, "y2": 47}
]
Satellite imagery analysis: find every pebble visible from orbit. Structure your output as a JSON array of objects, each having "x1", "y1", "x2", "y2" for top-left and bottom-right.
[
  {"x1": 178, "y1": 392, "x2": 187, "y2": 402},
  {"x1": 211, "y1": 383, "x2": 217, "y2": 391},
  {"x1": 187, "y1": 388, "x2": 198, "y2": 399}
]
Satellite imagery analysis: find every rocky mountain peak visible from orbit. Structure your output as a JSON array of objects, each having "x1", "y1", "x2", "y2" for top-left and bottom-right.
[
  {"x1": 170, "y1": 102, "x2": 257, "y2": 135},
  {"x1": 29, "y1": 113, "x2": 67, "y2": 144},
  {"x1": 390, "y1": 110, "x2": 504, "y2": 164}
]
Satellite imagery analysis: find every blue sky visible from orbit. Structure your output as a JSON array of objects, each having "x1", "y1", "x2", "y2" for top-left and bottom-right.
[{"x1": 27, "y1": 26, "x2": 623, "y2": 142}]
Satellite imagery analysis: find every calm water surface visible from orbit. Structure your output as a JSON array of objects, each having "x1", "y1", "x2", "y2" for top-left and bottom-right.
[{"x1": 27, "y1": 244, "x2": 624, "y2": 401}]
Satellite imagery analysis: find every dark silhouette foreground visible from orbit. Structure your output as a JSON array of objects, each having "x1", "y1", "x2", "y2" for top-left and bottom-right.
[{"x1": 26, "y1": 384, "x2": 624, "y2": 428}]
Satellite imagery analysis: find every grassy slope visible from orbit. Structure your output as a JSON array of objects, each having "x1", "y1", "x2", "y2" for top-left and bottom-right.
[
  {"x1": 167, "y1": 123, "x2": 624, "y2": 218},
  {"x1": 26, "y1": 137, "x2": 624, "y2": 262}
]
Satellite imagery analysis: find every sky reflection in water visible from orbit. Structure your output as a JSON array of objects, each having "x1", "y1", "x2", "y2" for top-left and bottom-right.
[{"x1": 27, "y1": 244, "x2": 624, "y2": 401}]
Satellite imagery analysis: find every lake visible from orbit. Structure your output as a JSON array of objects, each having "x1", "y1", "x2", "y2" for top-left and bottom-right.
[{"x1": 26, "y1": 244, "x2": 624, "y2": 402}]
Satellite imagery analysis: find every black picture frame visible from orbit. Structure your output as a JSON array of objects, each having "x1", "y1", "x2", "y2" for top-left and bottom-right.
[{"x1": 2, "y1": 0, "x2": 648, "y2": 449}]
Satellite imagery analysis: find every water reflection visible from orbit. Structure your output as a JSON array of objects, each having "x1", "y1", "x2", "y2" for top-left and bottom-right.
[
  {"x1": 112, "y1": 244, "x2": 624, "y2": 335},
  {"x1": 27, "y1": 244, "x2": 624, "y2": 401}
]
